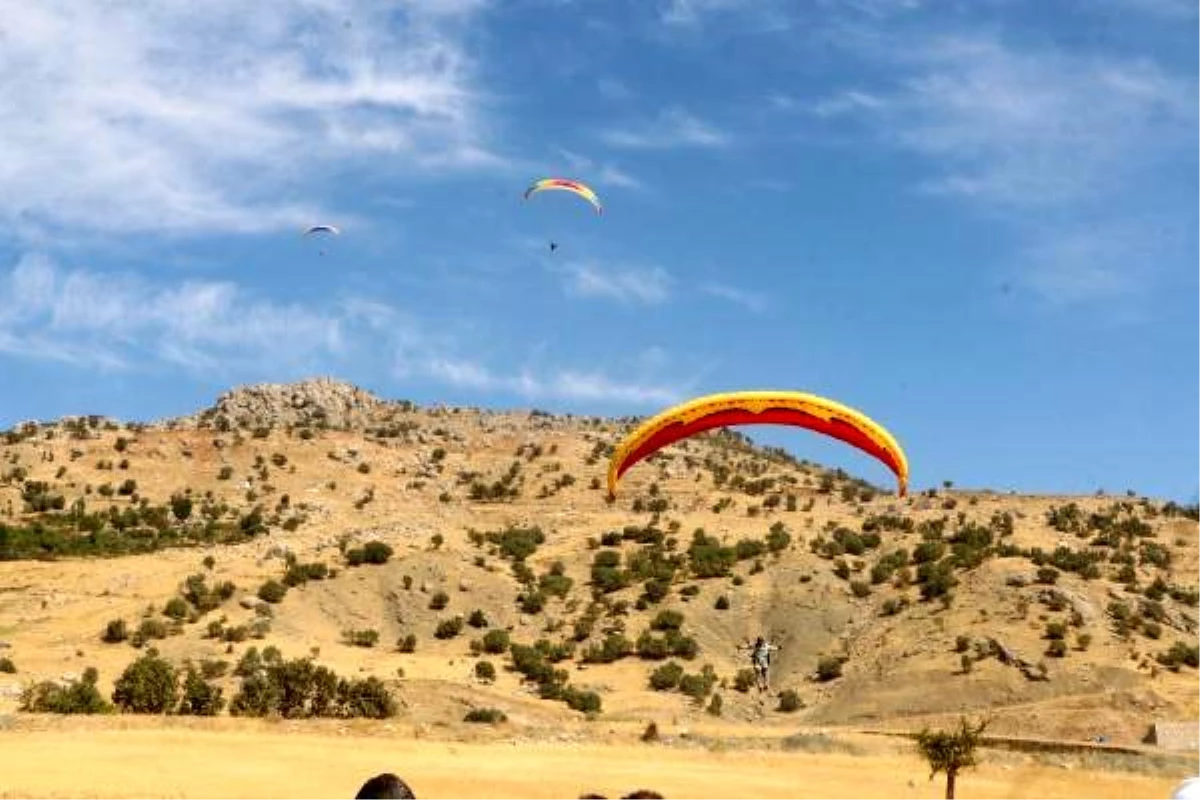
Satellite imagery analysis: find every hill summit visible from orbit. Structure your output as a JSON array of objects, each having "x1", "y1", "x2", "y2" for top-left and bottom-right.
[{"x1": 0, "y1": 378, "x2": 1196, "y2": 755}]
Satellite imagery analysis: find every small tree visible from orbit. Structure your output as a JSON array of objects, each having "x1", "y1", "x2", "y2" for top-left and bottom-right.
[
  {"x1": 112, "y1": 653, "x2": 178, "y2": 713},
  {"x1": 915, "y1": 716, "x2": 989, "y2": 800}
]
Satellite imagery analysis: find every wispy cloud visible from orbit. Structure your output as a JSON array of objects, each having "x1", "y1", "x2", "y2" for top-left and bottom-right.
[
  {"x1": 559, "y1": 262, "x2": 673, "y2": 305},
  {"x1": 660, "y1": 0, "x2": 752, "y2": 26},
  {"x1": 1015, "y1": 220, "x2": 1189, "y2": 304},
  {"x1": 701, "y1": 282, "x2": 768, "y2": 313},
  {"x1": 816, "y1": 35, "x2": 1195, "y2": 210},
  {"x1": 601, "y1": 108, "x2": 730, "y2": 149},
  {"x1": 1114, "y1": 0, "x2": 1199, "y2": 19},
  {"x1": 658, "y1": 0, "x2": 792, "y2": 31},
  {"x1": 556, "y1": 149, "x2": 644, "y2": 190},
  {"x1": 0, "y1": 254, "x2": 347, "y2": 374},
  {"x1": 813, "y1": 32, "x2": 1196, "y2": 302},
  {"x1": 0, "y1": 253, "x2": 688, "y2": 408},
  {"x1": 0, "y1": 1, "x2": 500, "y2": 239},
  {"x1": 424, "y1": 358, "x2": 682, "y2": 405}
]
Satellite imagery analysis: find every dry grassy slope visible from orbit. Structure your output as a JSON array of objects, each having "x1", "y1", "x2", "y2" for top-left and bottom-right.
[{"x1": 0, "y1": 380, "x2": 1196, "y2": 749}]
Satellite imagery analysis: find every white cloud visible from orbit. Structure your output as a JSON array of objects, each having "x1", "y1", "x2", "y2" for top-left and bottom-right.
[
  {"x1": 0, "y1": 1, "x2": 500, "y2": 239},
  {"x1": 1113, "y1": 0, "x2": 1198, "y2": 18},
  {"x1": 819, "y1": 36, "x2": 1195, "y2": 210},
  {"x1": 555, "y1": 149, "x2": 644, "y2": 190},
  {"x1": 700, "y1": 283, "x2": 768, "y2": 312},
  {"x1": 425, "y1": 358, "x2": 682, "y2": 405},
  {"x1": 0, "y1": 253, "x2": 686, "y2": 408},
  {"x1": 811, "y1": 90, "x2": 886, "y2": 117},
  {"x1": 0, "y1": 254, "x2": 347, "y2": 373},
  {"x1": 601, "y1": 108, "x2": 730, "y2": 149},
  {"x1": 1015, "y1": 220, "x2": 1187, "y2": 304},
  {"x1": 812, "y1": 33, "x2": 1195, "y2": 303},
  {"x1": 560, "y1": 263, "x2": 672, "y2": 305},
  {"x1": 660, "y1": 0, "x2": 752, "y2": 26}
]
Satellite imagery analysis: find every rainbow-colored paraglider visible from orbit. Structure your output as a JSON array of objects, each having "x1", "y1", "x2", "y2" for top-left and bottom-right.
[
  {"x1": 607, "y1": 390, "x2": 909, "y2": 500},
  {"x1": 523, "y1": 178, "x2": 603, "y2": 214}
]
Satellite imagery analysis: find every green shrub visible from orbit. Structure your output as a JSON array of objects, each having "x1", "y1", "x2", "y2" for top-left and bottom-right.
[
  {"x1": 733, "y1": 668, "x2": 757, "y2": 693},
  {"x1": 343, "y1": 629, "x2": 380, "y2": 648},
  {"x1": 435, "y1": 617, "x2": 464, "y2": 640},
  {"x1": 363, "y1": 540, "x2": 394, "y2": 564},
  {"x1": 475, "y1": 661, "x2": 497, "y2": 683},
  {"x1": 200, "y1": 659, "x2": 228, "y2": 680},
  {"x1": 0, "y1": 657, "x2": 15, "y2": 673},
  {"x1": 430, "y1": 591, "x2": 450, "y2": 611},
  {"x1": 816, "y1": 656, "x2": 843, "y2": 682},
  {"x1": 397, "y1": 634, "x2": 418, "y2": 653},
  {"x1": 1046, "y1": 640, "x2": 1067, "y2": 658},
  {"x1": 163, "y1": 597, "x2": 189, "y2": 620},
  {"x1": 468, "y1": 609, "x2": 489, "y2": 628},
  {"x1": 714, "y1": 595, "x2": 730, "y2": 611},
  {"x1": 706, "y1": 693, "x2": 723, "y2": 717},
  {"x1": 464, "y1": 707, "x2": 507, "y2": 723},
  {"x1": 112, "y1": 653, "x2": 178, "y2": 713},
  {"x1": 777, "y1": 689, "x2": 802, "y2": 712},
  {"x1": 177, "y1": 667, "x2": 225, "y2": 715},
  {"x1": 649, "y1": 661, "x2": 685, "y2": 690},
  {"x1": 650, "y1": 610, "x2": 684, "y2": 632},
  {"x1": 678, "y1": 666, "x2": 718, "y2": 703},
  {"x1": 102, "y1": 618, "x2": 129, "y2": 643},
  {"x1": 482, "y1": 629, "x2": 510, "y2": 654},
  {"x1": 258, "y1": 579, "x2": 287, "y2": 604},
  {"x1": 20, "y1": 669, "x2": 112, "y2": 715},
  {"x1": 562, "y1": 686, "x2": 602, "y2": 714}
]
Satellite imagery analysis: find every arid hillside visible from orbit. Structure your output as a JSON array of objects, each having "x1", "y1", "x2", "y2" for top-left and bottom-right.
[{"x1": 1, "y1": 378, "x2": 1196, "y2": 753}]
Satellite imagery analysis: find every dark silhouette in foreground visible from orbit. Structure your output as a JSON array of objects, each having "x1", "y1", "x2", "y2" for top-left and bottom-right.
[{"x1": 355, "y1": 773, "x2": 416, "y2": 799}]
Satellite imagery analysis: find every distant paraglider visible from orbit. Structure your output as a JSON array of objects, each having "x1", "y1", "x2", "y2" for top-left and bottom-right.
[
  {"x1": 524, "y1": 178, "x2": 601, "y2": 254},
  {"x1": 607, "y1": 390, "x2": 909, "y2": 500},
  {"x1": 524, "y1": 178, "x2": 603, "y2": 214},
  {"x1": 303, "y1": 224, "x2": 341, "y2": 256}
]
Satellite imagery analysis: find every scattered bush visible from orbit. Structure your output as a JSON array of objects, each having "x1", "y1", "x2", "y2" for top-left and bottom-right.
[
  {"x1": 464, "y1": 707, "x2": 506, "y2": 723},
  {"x1": 435, "y1": 617, "x2": 464, "y2": 640},
  {"x1": 343, "y1": 629, "x2": 380, "y2": 648},
  {"x1": 20, "y1": 668, "x2": 112, "y2": 715},
  {"x1": 482, "y1": 629, "x2": 510, "y2": 654},
  {"x1": 777, "y1": 689, "x2": 802, "y2": 712},
  {"x1": 648, "y1": 661, "x2": 684, "y2": 691},
  {"x1": 816, "y1": 656, "x2": 843, "y2": 682},
  {"x1": 474, "y1": 661, "x2": 497, "y2": 683},
  {"x1": 257, "y1": 580, "x2": 287, "y2": 604},
  {"x1": 177, "y1": 667, "x2": 226, "y2": 716},
  {"x1": 102, "y1": 618, "x2": 129, "y2": 643},
  {"x1": 397, "y1": 634, "x2": 417, "y2": 653},
  {"x1": 112, "y1": 653, "x2": 178, "y2": 713}
]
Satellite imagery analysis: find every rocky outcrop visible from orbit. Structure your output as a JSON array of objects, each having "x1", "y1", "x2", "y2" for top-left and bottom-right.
[{"x1": 173, "y1": 377, "x2": 392, "y2": 431}]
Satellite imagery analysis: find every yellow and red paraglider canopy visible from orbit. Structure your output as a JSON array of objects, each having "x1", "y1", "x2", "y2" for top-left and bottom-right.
[
  {"x1": 607, "y1": 390, "x2": 909, "y2": 499},
  {"x1": 524, "y1": 178, "x2": 603, "y2": 214}
]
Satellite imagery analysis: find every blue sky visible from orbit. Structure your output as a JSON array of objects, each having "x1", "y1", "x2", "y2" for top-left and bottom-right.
[{"x1": 0, "y1": 0, "x2": 1195, "y2": 499}]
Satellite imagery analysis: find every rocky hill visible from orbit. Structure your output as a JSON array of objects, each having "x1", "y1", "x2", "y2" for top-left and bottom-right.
[{"x1": 0, "y1": 378, "x2": 1196, "y2": 750}]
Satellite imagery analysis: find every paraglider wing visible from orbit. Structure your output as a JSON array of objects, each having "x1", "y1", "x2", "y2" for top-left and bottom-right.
[
  {"x1": 607, "y1": 391, "x2": 908, "y2": 499},
  {"x1": 304, "y1": 224, "x2": 341, "y2": 236},
  {"x1": 524, "y1": 178, "x2": 603, "y2": 214}
]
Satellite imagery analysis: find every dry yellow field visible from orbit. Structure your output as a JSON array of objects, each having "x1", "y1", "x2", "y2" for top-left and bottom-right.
[{"x1": 0, "y1": 717, "x2": 1186, "y2": 799}]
